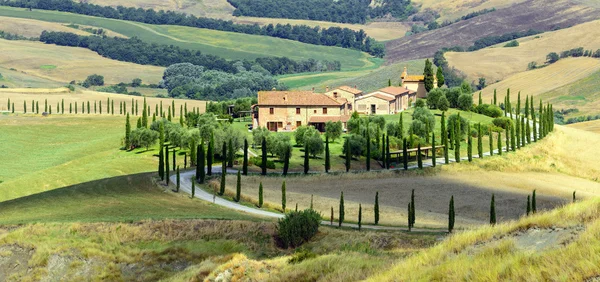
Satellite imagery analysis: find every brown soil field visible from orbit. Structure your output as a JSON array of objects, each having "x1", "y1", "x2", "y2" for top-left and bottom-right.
[{"x1": 385, "y1": 0, "x2": 600, "y2": 63}]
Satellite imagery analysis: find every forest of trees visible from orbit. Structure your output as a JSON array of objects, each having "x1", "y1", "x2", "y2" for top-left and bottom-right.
[
  {"x1": 39, "y1": 31, "x2": 341, "y2": 75},
  {"x1": 160, "y1": 63, "x2": 286, "y2": 101},
  {"x1": 0, "y1": 0, "x2": 384, "y2": 57},
  {"x1": 228, "y1": 0, "x2": 415, "y2": 24}
]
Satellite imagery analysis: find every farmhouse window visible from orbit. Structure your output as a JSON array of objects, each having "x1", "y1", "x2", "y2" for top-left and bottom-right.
[
  {"x1": 296, "y1": 107, "x2": 300, "y2": 114},
  {"x1": 296, "y1": 121, "x2": 301, "y2": 127},
  {"x1": 269, "y1": 108, "x2": 274, "y2": 115},
  {"x1": 323, "y1": 107, "x2": 327, "y2": 114}
]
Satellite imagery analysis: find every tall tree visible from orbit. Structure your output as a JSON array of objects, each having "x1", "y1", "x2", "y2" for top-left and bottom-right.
[
  {"x1": 243, "y1": 138, "x2": 248, "y2": 175},
  {"x1": 511, "y1": 123, "x2": 516, "y2": 151},
  {"x1": 219, "y1": 153, "x2": 226, "y2": 196},
  {"x1": 235, "y1": 171, "x2": 241, "y2": 202},
  {"x1": 467, "y1": 132, "x2": 472, "y2": 162},
  {"x1": 366, "y1": 129, "x2": 371, "y2": 171},
  {"x1": 227, "y1": 138, "x2": 234, "y2": 167},
  {"x1": 339, "y1": 191, "x2": 344, "y2": 227},
  {"x1": 436, "y1": 67, "x2": 445, "y2": 88},
  {"x1": 325, "y1": 135, "x2": 330, "y2": 173},
  {"x1": 408, "y1": 203, "x2": 412, "y2": 232},
  {"x1": 403, "y1": 138, "x2": 408, "y2": 170},
  {"x1": 477, "y1": 123, "x2": 483, "y2": 158},
  {"x1": 191, "y1": 177, "x2": 195, "y2": 198},
  {"x1": 358, "y1": 203, "x2": 362, "y2": 231},
  {"x1": 345, "y1": 138, "x2": 351, "y2": 172},
  {"x1": 258, "y1": 182, "x2": 263, "y2": 208},
  {"x1": 165, "y1": 145, "x2": 170, "y2": 185},
  {"x1": 410, "y1": 189, "x2": 416, "y2": 229},
  {"x1": 448, "y1": 196, "x2": 455, "y2": 233},
  {"x1": 493, "y1": 89, "x2": 497, "y2": 105},
  {"x1": 385, "y1": 134, "x2": 391, "y2": 169},
  {"x1": 198, "y1": 141, "x2": 205, "y2": 184},
  {"x1": 423, "y1": 59, "x2": 435, "y2": 93},
  {"x1": 281, "y1": 181, "x2": 286, "y2": 211},
  {"x1": 490, "y1": 194, "x2": 496, "y2": 225},
  {"x1": 158, "y1": 143, "x2": 164, "y2": 180},
  {"x1": 505, "y1": 124, "x2": 510, "y2": 153},
  {"x1": 454, "y1": 117, "x2": 461, "y2": 163},
  {"x1": 526, "y1": 195, "x2": 531, "y2": 216},
  {"x1": 398, "y1": 112, "x2": 404, "y2": 140},
  {"x1": 432, "y1": 132, "x2": 436, "y2": 167},
  {"x1": 532, "y1": 190, "x2": 537, "y2": 213},
  {"x1": 142, "y1": 97, "x2": 148, "y2": 127},
  {"x1": 478, "y1": 92, "x2": 483, "y2": 106},
  {"x1": 489, "y1": 128, "x2": 494, "y2": 156},
  {"x1": 125, "y1": 113, "x2": 131, "y2": 149},
  {"x1": 283, "y1": 146, "x2": 290, "y2": 176},
  {"x1": 532, "y1": 97, "x2": 537, "y2": 142},
  {"x1": 176, "y1": 166, "x2": 180, "y2": 192},
  {"x1": 261, "y1": 136, "x2": 267, "y2": 175},
  {"x1": 417, "y1": 144, "x2": 423, "y2": 169},
  {"x1": 207, "y1": 133, "x2": 214, "y2": 175},
  {"x1": 374, "y1": 191, "x2": 379, "y2": 225},
  {"x1": 304, "y1": 142, "x2": 310, "y2": 174}
]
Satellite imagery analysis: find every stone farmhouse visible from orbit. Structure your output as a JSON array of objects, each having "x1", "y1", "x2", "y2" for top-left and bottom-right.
[
  {"x1": 324, "y1": 85, "x2": 364, "y2": 111},
  {"x1": 354, "y1": 86, "x2": 417, "y2": 115},
  {"x1": 401, "y1": 66, "x2": 437, "y2": 98},
  {"x1": 253, "y1": 91, "x2": 350, "y2": 132}
]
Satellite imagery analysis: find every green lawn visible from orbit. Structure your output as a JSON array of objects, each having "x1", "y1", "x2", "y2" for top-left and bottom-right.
[{"x1": 0, "y1": 6, "x2": 370, "y2": 69}]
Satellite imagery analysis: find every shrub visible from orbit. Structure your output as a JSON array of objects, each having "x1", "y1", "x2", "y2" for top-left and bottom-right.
[
  {"x1": 436, "y1": 95, "x2": 449, "y2": 111},
  {"x1": 277, "y1": 209, "x2": 321, "y2": 248},
  {"x1": 288, "y1": 250, "x2": 317, "y2": 264},
  {"x1": 457, "y1": 93, "x2": 473, "y2": 110},
  {"x1": 426, "y1": 88, "x2": 444, "y2": 109},
  {"x1": 492, "y1": 117, "x2": 513, "y2": 129},
  {"x1": 504, "y1": 40, "x2": 519, "y2": 47},
  {"x1": 82, "y1": 74, "x2": 104, "y2": 88},
  {"x1": 476, "y1": 104, "x2": 503, "y2": 118},
  {"x1": 415, "y1": 98, "x2": 426, "y2": 108},
  {"x1": 250, "y1": 156, "x2": 276, "y2": 169},
  {"x1": 447, "y1": 114, "x2": 469, "y2": 139}
]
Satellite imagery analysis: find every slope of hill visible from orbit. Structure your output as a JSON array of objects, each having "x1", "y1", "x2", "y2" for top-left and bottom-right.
[
  {"x1": 446, "y1": 20, "x2": 600, "y2": 82},
  {"x1": 412, "y1": 0, "x2": 528, "y2": 21},
  {"x1": 0, "y1": 6, "x2": 370, "y2": 69},
  {"x1": 477, "y1": 57, "x2": 600, "y2": 103},
  {"x1": 0, "y1": 39, "x2": 165, "y2": 85},
  {"x1": 384, "y1": 0, "x2": 600, "y2": 63},
  {"x1": 567, "y1": 119, "x2": 600, "y2": 134},
  {"x1": 537, "y1": 68, "x2": 600, "y2": 117}
]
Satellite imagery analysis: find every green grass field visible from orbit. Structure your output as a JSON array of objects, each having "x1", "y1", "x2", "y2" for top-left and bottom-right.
[
  {"x1": 538, "y1": 68, "x2": 600, "y2": 118},
  {"x1": 0, "y1": 6, "x2": 370, "y2": 70}
]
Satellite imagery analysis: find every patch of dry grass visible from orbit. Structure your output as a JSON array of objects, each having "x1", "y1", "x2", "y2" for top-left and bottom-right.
[
  {"x1": 567, "y1": 119, "x2": 600, "y2": 134},
  {"x1": 0, "y1": 39, "x2": 164, "y2": 85},
  {"x1": 412, "y1": 0, "x2": 528, "y2": 21},
  {"x1": 0, "y1": 16, "x2": 89, "y2": 37}
]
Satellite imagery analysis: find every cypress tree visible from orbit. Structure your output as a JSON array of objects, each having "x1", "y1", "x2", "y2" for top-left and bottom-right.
[
  {"x1": 515, "y1": 112, "x2": 521, "y2": 149},
  {"x1": 207, "y1": 133, "x2": 214, "y2": 175},
  {"x1": 136, "y1": 118, "x2": 142, "y2": 128},
  {"x1": 142, "y1": 97, "x2": 148, "y2": 127},
  {"x1": 454, "y1": 117, "x2": 461, "y2": 163},
  {"x1": 477, "y1": 123, "x2": 483, "y2": 158},
  {"x1": 172, "y1": 149, "x2": 176, "y2": 172},
  {"x1": 358, "y1": 203, "x2": 362, "y2": 231},
  {"x1": 303, "y1": 142, "x2": 309, "y2": 174},
  {"x1": 330, "y1": 207, "x2": 334, "y2": 226},
  {"x1": 449, "y1": 195, "x2": 455, "y2": 233},
  {"x1": 410, "y1": 189, "x2": 415, "y2": 228},
  {"x1": 75, "y1": 101, "x2": 78, "y2": 114},
  {"x1": 490, "y1": 194, "x2": 496, "y2": 225},
  {"x1": 243, "y1": 138, "x2": 248, "y2": 175},
  {"x1": 44, "y1": 99, "x2": 47, "y2": 112},
  {"x1": 403, "y1": 138, "x2": 408, "y2": 170},
  {"x1": 526, "y1": 116, "x2": 531, "y2": 145},
  {"x1": 493, "y1": 89, "x2": 497, "y2": 105},
  {"x1": 399, "y1": 112, "x2": 404, "y2": 140},
  {"x1": 219, "y1": 155, "x2": 226, "y2": 196},
  {"x1": 258, "y1": 182, "x2": 263, "y2": 208},
  {"x1": 99, "y1": 101, "x2": 102, "y2": 114},
  {"x1": 152, "y1": 113, "x2": 156, "y2": 122},
  {"x1": 281, "y1": 181, "x2": 286, "y2": 211},
  {"x1": 111, "y1": 100, "x2": 114, "y2": 115},
  {"x1": 48, "y1": 105, "x2": 51, "y2": 114},
  {"x1": 345, "y1": 138, "x2": 351, "y2": 172},
  {"x1": 526, "y1": 195, "x2": 531, "y2": 216},
  {"x1": 158, "y1": 144, "x2": 164, "y2": 180},
  {"x1": 227, "y1": 138, "x2": 234, "y2": 167},
  {"x1": 573, "y1": 191, "x2": 576, "y2": 203},
  {"x1": 366, "y1": 129, "x2": 371, "y2": 171},
  {"x1": 467, "y1": 129, "x2": 473, "y2": 162},
  {"x1": 521, "y1": 116, "x2": 526, "y2": 146},
  {"x1": 125, "y1": 113, "x2": 131, "y2": 149},
  {"x1": 180, "y1": 114, "x2": 184, "y2": 127},
  {"x1": 417, "y1": 144, "x2": 423, "y2": 169},
  {"x1": 165, "y1": 145, "x2": 170, "y2": 185},
  {"x1": 525, "y1": 95, "x2": 529, "y2": 118},
  {"x1": 94, "y1": 101, "x2": 97, "y2": 114},
  {"x1": 168, "y1": 107, "x2": 172, "y2": 121},
  {"x1": 511, "y1": 123, "x2": 516, "y2": 151},
  {"x1": 36, "y1": 101, "x2": 39, "y2": 114},
  {"x1": 184, "y1": 152, "x2": 187, "y2": 169},
  {"x1": 154, "y1": 104, "x2": 158, "y2": 116},
  {"x1": 172, "y1": 100, "x2": 175, "y2": 117},
  {"x1": 295, "y1": 203, "x2": 298, "y2": 212},
  {"x1": 374, "y1": 191, "x2": 379, "y2": 225},
  {"x1": 235, "y1": 171, "x2": 241, "y2": 202},
  {"x1": 31, "y1": 100, "x2": 34, "y2": 114},
  {"x1": 325, "y1": 135, "x2": 330, "y2": 173},
  {"x1": 489, "y1": 129, "x2": 494, "y2": 156},
  {"x1": 505, "y1": 124, "x2": 510, "y2": 153},
  {"x1": 539, "y1": 100, "x2": 543, "y2": 138},
  {"x1": 408, "y1": 203, "x2": 412, "y2": 232},
  {"x1": 432, "y1": 132, "x2": 436, "y2": 167},
  {"x1": 7, "y1": 98, "x2": 9, "y2": 111},
  {"x1": 191, "y1": 177, "x2": 195, "y2": 198},
  {"x1": 531, "y1": 97, "x2": 537, "y2": 142},
  {"x1": 386, "y1": 134, "x2": 391, "y2": 169},
  {"x1": 197, "y1": 141, "x2": 205, "y2": 184},
  {"x1": 339, "y1": 191, "x2": 344, "y2": 227},
  {"x1": 283, "y1": 146, "x2": 290, "y2": 176},
  {"x1": 261, "y1": 137, "x2": 267, "y2": 175},
  {"x1": 478, "y1": 91, "x2": 483, "y2": 105},
  {"x1": 532, "y1": 190, "x2": 537, "y2": 213},
  {"x1": 23, "y1": 101, "x2": 26, "y2": 114},
  {"x1": 176, "y1": 166, "x2": 180, "y2": 192},
  {"x1": 56, "y1": 102, "x2": 59, "y2": 114}
]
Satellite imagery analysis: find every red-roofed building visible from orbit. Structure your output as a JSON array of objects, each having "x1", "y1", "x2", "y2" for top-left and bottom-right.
[
  {"x1": 355, "y1": 86, "x2": 417, "y2": 115},
  {"x1": 253, "y1": 91, "x2": 350, "y2": 132}
]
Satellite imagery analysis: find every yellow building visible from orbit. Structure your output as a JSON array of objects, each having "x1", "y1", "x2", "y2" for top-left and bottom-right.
[
  {"x1": 324, "y1": 85, "x2": 364, "y2": 112},
  {"x1": 355, "y1": 86, "x2": 416, "y2": 115},
  {"x1": 253, "y1": 91, "x2": 350, "y2": 132},
  {"x1": 401, "y1": 67, "x2": 437, "y2": 98}
]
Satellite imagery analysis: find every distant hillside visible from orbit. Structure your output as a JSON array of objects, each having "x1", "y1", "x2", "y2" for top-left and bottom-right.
[
  {"x1": 567, "y1": 119, "x2": 600, "y2": 134},
  {"x1": 384, "y1": 0, "x2": 600, "y2": 63}
]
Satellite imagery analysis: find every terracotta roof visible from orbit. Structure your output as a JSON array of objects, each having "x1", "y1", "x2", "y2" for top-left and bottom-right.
[
  {"x1": 258, "y1": 91, "x2": 341, "y2": 106},
  {"x1": 337, "y1": 86, "x2": 363, "y2": 95},
  {"x1": 308, "y1": 115, "x2": 351, "y2": 123},
  {"x1": 335, "y1": 97, "x2": 349, "y2": 104},
  {"x1": 372, "y1": 93, "x2": 396, "y2": 102},
  {"x1": 403, "y1": 75, "x2": 425, "y2": 82},
  {"x1": 378, "y1": 86, "x2": 411, "y2": 96}
]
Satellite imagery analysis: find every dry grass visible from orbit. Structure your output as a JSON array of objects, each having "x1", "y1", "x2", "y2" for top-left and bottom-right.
[
  {"x1": 0, "y1": 16, "x2": 89, "y2": 37},
  {"x1": 412, "y1": 0, "x2": 528, "y2": 21},
  {"x1": 447, "y1": 20, "x2": 600, "y2": 83},
  {"x1": 367, "y1": 198, "x2": 600, "y2": 281},
  {"x1": 0, "y1": 39, "x2": 164, "y2": 85},
  {"x1": 567, "y1": 119, "x2": 600, "y2": 134},
  {"x1": 85, "y1": 0, "x2": 236, "y2": 19},
  {"x1": 0, "y1": 88, "x2": 206, "y2": 113}
]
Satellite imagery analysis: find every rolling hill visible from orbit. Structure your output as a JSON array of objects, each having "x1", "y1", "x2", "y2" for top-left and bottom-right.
[
  {"x1": 446, "y1": 19, "x2": 600, "y2": 83},
  {"x1": 567, "y1": 119, "x2": 600, "y2": 134},
  {"x1": 384, "y1": 0, "x2": 600, "y2": 63}
]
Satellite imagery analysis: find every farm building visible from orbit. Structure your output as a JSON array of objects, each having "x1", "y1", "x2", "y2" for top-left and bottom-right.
[
  {"x1": 324, "y1": 85, "x2": 364, "y2": 112},
  {"x1": 401, "y1": 66, "x2": 437, "y2": 98},
  {"x1": 253, "y1": 90, "x2": 350, "y2": 132},
  {"x1": 355, "y1": 86, "x2": 417, "y2": 115}
]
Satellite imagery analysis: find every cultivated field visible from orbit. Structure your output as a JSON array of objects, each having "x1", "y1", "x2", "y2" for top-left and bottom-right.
[
  {"x1": 0, "y1": 16, "x2": 126, "y2": 38},
  {"x1": 537, "y1": 68, "x2": 600, "y2": 117},
  {"x1": 567, "y1": 119, "x2": 600, "y2": 134},
  {"x1": 0, "y1": 66, "x2": 63, "y2": 88},
  {"x1": 478, "y1": 58, "x2": 600, "y2": 104},
  {"x1": 385, "y1": 0, "x2": 600, "y2": 63},
  {"x1": 0, "y1": 7, "x2": 370, "y2": 69},
  {"x1": 412, "y1": 0, "x2": 528, "y2": 21},
  {"x1": 0, "y1": 39, "x2": 165, "y2": 85},
  {"x1": 446, "y1": 20, "x2": 600, "y2": 82}
]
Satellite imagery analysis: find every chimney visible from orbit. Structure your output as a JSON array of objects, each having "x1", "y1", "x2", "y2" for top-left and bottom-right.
[
  {"x1": 325, "y1": 86, "x2": 329, "y2": 92},
  {"x1": 354, "y1": 85, "x2": 357, "y2": 89},
  {"x1": 312, "y1": 87, "x2": 315, "y2": 92}
]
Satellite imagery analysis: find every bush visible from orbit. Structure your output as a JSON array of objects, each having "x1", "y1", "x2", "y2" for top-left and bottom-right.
[
  {"x1": 476, "y1": 104, "x2": 503, "y2": 118},
  {"x1": 492, "y1": 117, "x2": 513, "y2": 129},
  {"x1": 277, "y1": 209, "x2": 321, "y2": 248},
  {"x1": 415, "y1": 98, "x2": 426, "y2": 108},
  {"x1": 250, "y1": 156, "x2": 276, "y2": 169},
  {"x1": 82, "y1": 74, "x2": 104, "y2": 88},
  {"x1": 288, "y1": 250, "x2": 317, "y2": 264},
  {"x1": 504, "y1": 40, "x2": 519, "y2": 47},
  {"x1": 426, "y1": 89, "x2": 444, "y2": 109},
  {"x1": 447, "y1": 114, "x2": 469, "y2": 139},
  {"x1": 457, "y1": 93, "x2": 473, "y2": 111}
]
